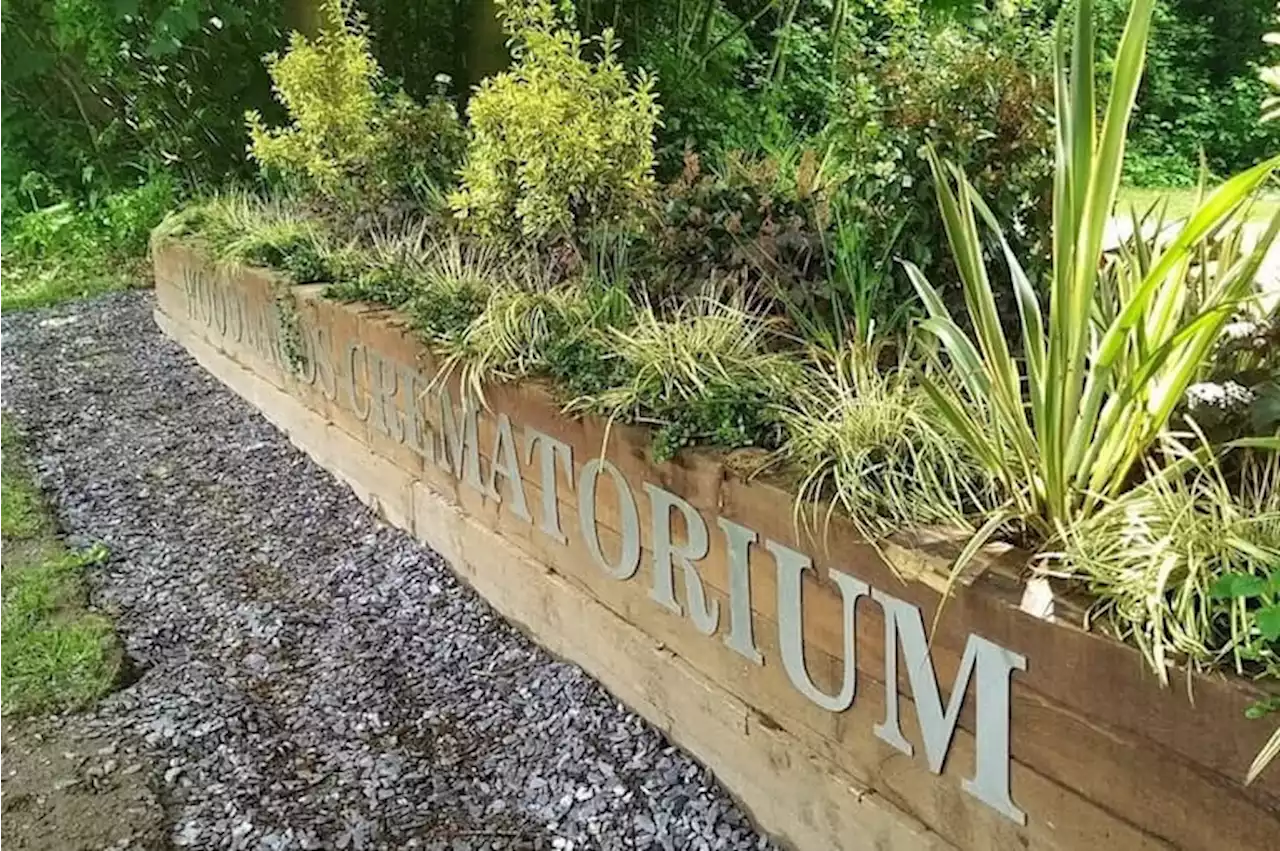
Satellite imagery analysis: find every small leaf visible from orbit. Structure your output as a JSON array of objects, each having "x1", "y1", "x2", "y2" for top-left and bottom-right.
[
  {"x1": 1256, "y1": 605, "x2": 1280, "y2": 642},
  {"x1": 1211, "y1": 572, "x2": 1266, "y2": 600}
]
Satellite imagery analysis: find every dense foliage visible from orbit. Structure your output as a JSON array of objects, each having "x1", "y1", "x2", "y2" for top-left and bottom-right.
[
  {"x1": 1101, "y1": 0, "x2": 1280, "y2": 184},
  {"x1": 5, "y1": 1, "x2": 1275, "y2": 212},
  {"x1": 1, "y1": 0, "x2": 284, "y2": 201}
]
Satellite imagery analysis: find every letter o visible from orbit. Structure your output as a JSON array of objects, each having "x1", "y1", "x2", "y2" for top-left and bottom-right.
[{"x1": 578, "y1": 458, "x2": 641, "y2": 580}]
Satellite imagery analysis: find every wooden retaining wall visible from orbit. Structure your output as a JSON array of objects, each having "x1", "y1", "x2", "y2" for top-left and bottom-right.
[{"x1": 152, "y1": 237, "x2": 1280, "y2": 851}]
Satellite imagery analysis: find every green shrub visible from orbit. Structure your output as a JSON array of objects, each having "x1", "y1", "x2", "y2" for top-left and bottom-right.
[
  {"x1": 643, "y1": 149, "x2": 830, "y2": 300},
  {"x1": 830, "y1": 16, "x2": 1055, "y2": 314},
  {"x1": 450, "y1": 0, "x2": 661, "y2": 243},
  {"x1": 1, "y1": 0, "x2": 283, "y2": 202},
  {"x1": 246, "y1": 0, "x2": 464, "y2": 212},
  {"x1": 618, "y1": 0, "x2": 914, "y2": 171},
  {"x1": 1099, "y1": 0, "x2": 1280, "y2": 183},
  {"x1": 1061, "y1": 447, "x2": 1280, "y2": 685},
  {"x1": 374, "y1": 90, "x2": 467, "y2": 205}
]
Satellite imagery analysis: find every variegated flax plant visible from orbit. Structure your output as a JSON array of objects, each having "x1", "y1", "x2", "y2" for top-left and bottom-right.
[{"x1": 903, "y1": 0, "x2": 1280, "y2": 551}]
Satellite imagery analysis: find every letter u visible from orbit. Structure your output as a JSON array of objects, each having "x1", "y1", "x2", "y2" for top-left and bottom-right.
[{"x1": 767, "y1": 539, "x2": 869, "y2": 712}]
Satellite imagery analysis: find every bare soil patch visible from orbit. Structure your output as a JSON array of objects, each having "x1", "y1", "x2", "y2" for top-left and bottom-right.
[{"x1": 2, "y1": 717, "x2": 165, "y2": 851}]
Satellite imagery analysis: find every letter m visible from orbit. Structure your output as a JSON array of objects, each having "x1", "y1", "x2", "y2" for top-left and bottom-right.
[
  {"x1": 437, "y1": 386, "x2": 483, "y2": 492},
  {"x1": 872, "y1": 589, "x2": 1027, "y2": 824}
]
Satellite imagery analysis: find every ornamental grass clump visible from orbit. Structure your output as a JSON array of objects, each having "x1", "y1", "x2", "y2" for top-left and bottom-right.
[
  {"x1": 1054, "y1": 439, "x2": 1280, "y2": 784},
  {"x1": 567, "y1": 290, "x2": 799, "y2": 461},
  {"x1": 904, "y1": 0, "x2": 1280, "y2": 549},
  {"x1": 406, "y1": 237, "x2": 510, "y2": 346},
  {"x1": 438, "y1": 277, "x2": 636, "y2": 405},
  {"x1": 167, "y1": 191, "x2": 335, "y2": 283},
  {"x1": 778, "y1": 341, "x2": 1005, "y2": 539},
  {"x1": 450, "y1": 0, "x2": 661, "y2": 243},
  {"x1": 1055, "y1": 442, "x2": 1280, "y2": 684},
  {"x1": 324, "y1": 218, "x2": 447, "y2": 307}
]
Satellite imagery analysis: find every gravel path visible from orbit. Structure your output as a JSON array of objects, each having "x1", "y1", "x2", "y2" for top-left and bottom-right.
[{"x1": 1, "y1": 291, "x2": 775, "y2": 851}]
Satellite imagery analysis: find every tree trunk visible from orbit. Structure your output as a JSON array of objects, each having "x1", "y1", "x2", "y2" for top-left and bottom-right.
[{"x1": 467, "y1": 0, "x2": 508, "y2": 91}]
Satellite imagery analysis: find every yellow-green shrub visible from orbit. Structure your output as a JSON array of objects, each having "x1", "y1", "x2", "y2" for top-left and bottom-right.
[
  {"x1": 450, "y1": 0, "x2": 661, "y2": 242},
  {"x1": 246, "y1": 0, "x2": 463, "y2": 209}
]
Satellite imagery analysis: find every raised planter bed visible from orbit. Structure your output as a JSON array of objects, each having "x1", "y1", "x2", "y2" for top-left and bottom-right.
[{"x1": 152, "y1": 236, "x2": 1280, "y2": 851}]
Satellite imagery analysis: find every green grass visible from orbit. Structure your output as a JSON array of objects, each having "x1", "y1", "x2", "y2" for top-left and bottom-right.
[
  {"x1": 1, "y1": 417, "x2": 120, "y2": 715},
  {"x1": 0, "y1": 259, "x2": 142, "y2": 312},
  {"x1": 1117, "y1": 185, "x2": 1280, "y2": 222},
  {"x1": 1, "y1": 175, "x2": 174, "y2": 312},
  {"x1": 1, "y1": 421, "x2": 46, "y2": 540}
]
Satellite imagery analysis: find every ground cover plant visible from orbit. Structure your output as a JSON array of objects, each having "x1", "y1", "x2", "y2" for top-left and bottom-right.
[
  {"x1": 154, "y1": 0, "x2": 1280, "y2": 784},
  {"x1": 1, "y1": 418, "x2": 120, "y2": 715}
]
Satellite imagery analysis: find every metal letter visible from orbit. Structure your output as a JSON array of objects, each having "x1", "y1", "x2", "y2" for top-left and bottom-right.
[
  {"x1": 717, "y1": 518, "x2": 763, "y2": 664},
  {"x1": 578, "y1": 458, "x2": 640, "y2": 580},
  {"x1": 645, "y1": 484, "x2": 717, "y2": 635},
  {"x1": 367, "y1": 352, "x2": 403, "y2": 442},
  {"x1": 297, "y1": 324, "x2": 319, "y2": 386},
  {"x1": 181, "y1": 269, "x2": 199, "y2": 319},
  {"x1": 210, "y1": 280, "x2": 227, "y2": 337},
  {"x1": 767, "y1": 540, "x2": 868, "y2": 712},
  {"x1": 871, "y1": 589, "x2": 1027, "y2": 824},
  {"x1": 343, "y1": 341, "x2": 371, "y2": 421},
  {"x1": 311, "y1": 325, "x2": 337, "y2": 401},
  {"x1": 524, "y1": 427, "x2": 573, "y2": 544},
  {"x1": 487, "y1": 413, "x2": 532, "y2": 522},
  {"x1": 227, "y1": 289, "x2": 245, "y2": 343},
  {"x1": 396, "y1": 364, "x2": 434, "y2": 461},
  {"x1": 437, "y1": 386, "x2": 484, "y2": 494}
]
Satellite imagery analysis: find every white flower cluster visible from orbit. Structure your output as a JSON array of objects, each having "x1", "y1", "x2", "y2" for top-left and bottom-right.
[
  {"x1": 1222, "y1": 320, "x2": 1260, "y2": 341},
  {"x1": 1186, "y1": 380, "x2": 1256, "y2": 412}
]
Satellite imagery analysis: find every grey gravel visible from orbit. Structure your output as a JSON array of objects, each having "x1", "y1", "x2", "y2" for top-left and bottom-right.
[{"x1": 1, "y1": 291, "x2": 779, "y2": 851}]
